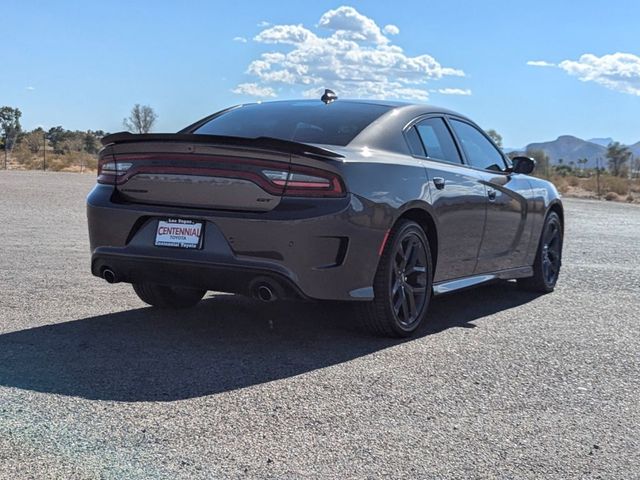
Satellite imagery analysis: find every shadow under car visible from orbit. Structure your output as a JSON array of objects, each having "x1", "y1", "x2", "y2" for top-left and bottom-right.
[{"x1": 0, "y1": 283, "x2": 540, "y2": 402}]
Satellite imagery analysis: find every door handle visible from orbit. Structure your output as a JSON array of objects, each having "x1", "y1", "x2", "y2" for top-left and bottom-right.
[
  {"x1": 487, "y1": 188, "x2": 497, "y2": 201},
  {"x1": 433, "y1": 177, "x2": 446, "y2": 190}
]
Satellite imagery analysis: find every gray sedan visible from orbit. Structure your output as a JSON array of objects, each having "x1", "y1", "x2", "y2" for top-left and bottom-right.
[{"x1": 87, "y1": 93, "x2": 563, "y2": 337}]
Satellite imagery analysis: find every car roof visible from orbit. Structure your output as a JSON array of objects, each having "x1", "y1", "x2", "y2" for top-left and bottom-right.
[
  {"x1": 194, "y1": 99, "x2": 474, "y2": 155},
  {"x1": 240, "y1": 98, "x2": 460, "y2": 114},
  {"x1": 284, "y1": 100, "x2": 471, "y2": 154}
]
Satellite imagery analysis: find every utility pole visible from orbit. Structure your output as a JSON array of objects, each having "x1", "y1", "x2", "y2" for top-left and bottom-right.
[
  {"x1": 596, "y1": 157, "x2": 601, "y2": 199},
  {"x1": 3, "y1": 133, "x2": 7, "y2": 169},
  {"x1": 628, "y1": 154, "x2": 633, "y2": 198},
  {"x1": 43, "y1": 130, "x2": 47, "y2": 171}
]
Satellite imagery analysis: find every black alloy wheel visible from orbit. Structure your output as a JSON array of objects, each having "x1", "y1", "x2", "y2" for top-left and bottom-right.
[
  {"x1": 518, "y1": 211, "x2": 563, "y2": 293},
  {"x1": 541, "y1": 217, "x2": 562, "y2": 286},
  {"x1": 390, "y1": 231, "x2": 429, "y2": 327},
  {"x1": 359, "y1": 220, "x2": 433, "y2": 337}
]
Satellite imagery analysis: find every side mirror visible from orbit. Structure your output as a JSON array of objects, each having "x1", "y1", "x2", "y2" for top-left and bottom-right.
[{"x1": 511, "y1": 156, "x2": 536, "y2": 174}]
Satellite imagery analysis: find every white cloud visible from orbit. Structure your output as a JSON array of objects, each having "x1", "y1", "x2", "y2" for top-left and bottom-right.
[
  {"x1": 527, "y1": 60, "x2": 555, "y2": 67},
  {"x1": 257, "y1": 20, "x2": 271, "y2": 28},
  {"x1": 254, "y1": 24, "x2": 318, "y2": 45},
  {"x1": 231, "y1": 82, "x2": 276, "y2": 98},
  {"x1": 233, "y1": 36, "x2": 247, "y2": 43},
  {"x1": 437, "y1": 88, "x2": 472, "y2": 96},
  {"x1": 235, "y1": 6, "x2": 465, "y2": 101},
  {"x1": 558, "y1": 52, "x2": 640, "y2": 96},
  {"x1": 318, "y1": 6, "x2": 389, "y2": 44},
  {"x1": 26, "y1": 86, "x2": 35, "y2": 91},
  {"x1": 383, "y1": 24, "x2": 400, "y2": 35},
  {"x1": 528, "y1": 52, "x2": 640, "y2": 96}
]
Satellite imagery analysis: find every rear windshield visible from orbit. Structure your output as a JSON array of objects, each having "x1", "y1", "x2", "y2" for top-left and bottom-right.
[{"x1": 192, "y1": 101, "x2": 391, "y2": 146}]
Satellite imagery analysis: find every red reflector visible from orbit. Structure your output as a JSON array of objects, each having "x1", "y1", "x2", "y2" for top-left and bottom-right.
[{"x1": 378, "y1": 229, "x2": 391, "y2": 256}]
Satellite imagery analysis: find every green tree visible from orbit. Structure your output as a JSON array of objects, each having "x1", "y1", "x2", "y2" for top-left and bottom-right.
[
  {"x1": 578, "y1": 158, "x2": 588, "y2": 172},
  {"x1": 83, "y1": 131, "x2": 99, "y2": 154},
  {"x1": 123, "y1": 104, "x2": 157, "y2": 134},
  {"x1": 632, "y1": 156, "x2": 640, "y2": 179},
  {"x1": 486, "y1": 129, "x2": 503, "y2": 148},
  {"x1": 0, "y1": 106, "x2": 22, "y2": 166},
  {"x1": 46, "y1": 126, "x2": 69, "y2": 153},
  {"x1": 525, "y1": 148, "x2": 550, "y2": 177},
  {"x1": 606, "y1": 142, "x2": 631, "y2": 177},
  {"x1": 60, "y1": 134, "x2": 84, "y2": 154},
  {"x1": 24, "y1": 128, "x2": 45, "y2": 154}
]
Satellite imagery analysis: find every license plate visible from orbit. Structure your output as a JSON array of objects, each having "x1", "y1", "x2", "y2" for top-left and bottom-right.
[{"x1": 154, "y1": 218, "x2": 204, "y2": 249}]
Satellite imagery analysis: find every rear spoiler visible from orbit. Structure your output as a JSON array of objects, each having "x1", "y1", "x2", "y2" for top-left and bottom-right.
[{"x1": 101, "y1": 132, "x2": 344, "y2": 159}]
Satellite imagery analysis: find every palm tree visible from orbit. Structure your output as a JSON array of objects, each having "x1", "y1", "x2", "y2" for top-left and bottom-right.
[
  {"x1": 578, "y1": 158, "x2": 588, "y2": 174},
  {"x1": 606, "y1": 142, "x2": 632, "y2": 177}
]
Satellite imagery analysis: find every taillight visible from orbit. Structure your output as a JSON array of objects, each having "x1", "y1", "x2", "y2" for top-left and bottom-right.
[
  {"x1": 101, "y1": 161, "x2": 132, "y2": 175},
  {"x1": 97, "y1": 153, "x2": 345, "y2": 197},
  {"x1": 97, "y1": 155, "x2": 132, "y2": 184},
  {"x1": 262, "y1": 165, "x2": 345, "y2": 198}
]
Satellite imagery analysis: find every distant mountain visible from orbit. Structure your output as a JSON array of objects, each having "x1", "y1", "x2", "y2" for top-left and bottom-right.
[
  {"x1": 509, "y1": 135, "x2": 640, "y2": 168},
  {"x1": 502, "y1": 146, "x2": 523, "y2": 154},
  {"x1": 525, "y1": 135, "x2": 606, "y2": 168},
  {"x1": 587, "y1": 137, "x2": 614, "y2": 147}
]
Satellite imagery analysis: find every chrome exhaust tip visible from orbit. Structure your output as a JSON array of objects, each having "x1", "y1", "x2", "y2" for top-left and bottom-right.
[
  {"x1": 250, "y1": 277, "x2": 284, "y2": 302},
  {"x1": 257, "y1": 285, "x2": 276, "y2": 302},
  {"x1": 102, "y1": 268, "x2": 118, "y2": 284}
]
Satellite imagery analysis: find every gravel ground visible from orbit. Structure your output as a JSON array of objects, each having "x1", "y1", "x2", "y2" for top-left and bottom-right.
[{"x1": 0, "y1": 170, "x2": 638, "y2": 479}]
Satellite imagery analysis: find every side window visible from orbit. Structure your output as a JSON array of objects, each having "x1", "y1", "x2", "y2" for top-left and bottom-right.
[
  {"x1": 415, "y1": 118, "x2": 462, "y2": 164},
  {"x1": 405, "y1": 127, "x2": 426, "y2": 156},
  {"x1": 449, "y1": 119, "x2": 506, "y2": 171}
]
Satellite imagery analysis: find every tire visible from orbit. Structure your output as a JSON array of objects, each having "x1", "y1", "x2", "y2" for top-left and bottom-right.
[
  {"x1": 357, "y1": 220, "x2": 433, "y2": 337},
  {"x1": 518, "y1": 211, "x2": 563, "y2": 293},
  {"x1": 132, "y1": 283, "x2": 206, "y2": 308}
]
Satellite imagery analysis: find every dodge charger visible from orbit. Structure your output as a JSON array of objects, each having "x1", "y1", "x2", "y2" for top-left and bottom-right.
[{"x1": 87, "y1": 92, "x2": 563, "y2": 337}]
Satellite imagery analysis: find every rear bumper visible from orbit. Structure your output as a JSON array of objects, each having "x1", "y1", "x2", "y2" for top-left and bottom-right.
[
  {"x1": 92, "y1": 251, "x2": 308, "y2": 300},
  {"x1": 87, "y1": 184, "x2": 389, "y2": 301}
]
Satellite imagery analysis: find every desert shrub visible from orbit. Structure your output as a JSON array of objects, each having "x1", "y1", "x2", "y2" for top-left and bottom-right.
[
  {"x1": 605, "y1": 192, "x2": 619, "y2": 201},
  {"x1": 45, "y1": 156, "x2": 71, "y2": 172},
  {"x1": 605, "y1": 176, "x2": 630, "y2": 195},
  {"x1": 83, "y1": 155, "x2": 98, "y2": 170},
  {"x1": 15, "y1": 151, "x2": 97, "y2": 172},
  {"x1": 584, "y1": 175, "x2": 629, "y2": 196},
  {"x1": 11, "y1": 144, "x2": 29, "y2": 164},
  {"x1": 582, "y1": 176, "x2": 597, "y2": 192},
  {"x1": 47, "y1": 151, "x2": 96, "y2": 172},
  {"x1": 22, "y1": 156, "x2": 45, "y2": 170},
  {"x1": 549, "y1": 175, "x2": 569, "y2": 194},
  {"x1": 554, "y1": 165, "x2": 574, "y2": 177},
  {"x1": 567, "y1": 176, "x2": 580, "y2": 187},
  {"x1": 77, "y1": 152, "x2": 97, "y2": 171}
]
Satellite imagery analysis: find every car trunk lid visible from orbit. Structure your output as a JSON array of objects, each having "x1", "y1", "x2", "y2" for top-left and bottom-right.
[{"x1": 99, "y1": 132, "x2": 345, "y2": 212}]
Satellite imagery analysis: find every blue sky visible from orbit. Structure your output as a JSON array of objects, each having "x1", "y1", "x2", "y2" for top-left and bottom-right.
[{"x1": 2, "y1": 0, "x2": 639, "y2": 147}]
